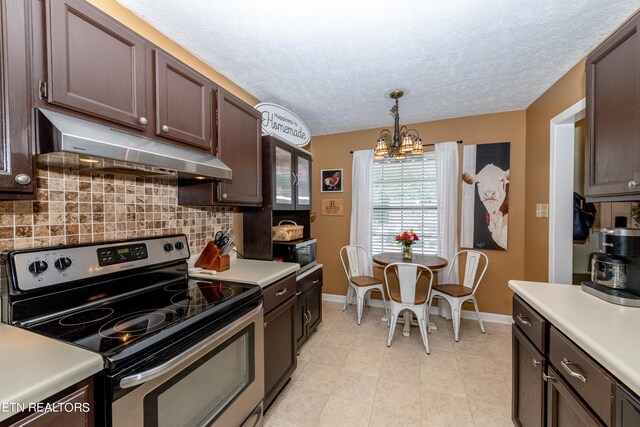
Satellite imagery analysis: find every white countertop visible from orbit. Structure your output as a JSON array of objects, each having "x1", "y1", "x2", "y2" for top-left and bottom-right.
[
  {"x1": 509, "y1": 280, "x2": 640, "y2": 396},
  {"x1": 0, "y1": 323, "x2": 104, "y2": 421},
  {"x1": 190, "y1": 258, "x2": 300, "y2": 288}
]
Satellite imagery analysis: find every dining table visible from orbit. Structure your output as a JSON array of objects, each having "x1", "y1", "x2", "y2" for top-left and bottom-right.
[{"x1": 372, "y1": 252, "x2": 448, "y2": 337}]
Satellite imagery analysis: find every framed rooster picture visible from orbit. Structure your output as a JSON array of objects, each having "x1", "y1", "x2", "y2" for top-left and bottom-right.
[{"x1": 320, "y1": 169, "x2": 343, "y2": 192}]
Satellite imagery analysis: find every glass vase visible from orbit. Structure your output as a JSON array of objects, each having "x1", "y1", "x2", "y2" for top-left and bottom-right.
[{"x1": 402, "y1": 245, "x2": 412, "y2": 260}]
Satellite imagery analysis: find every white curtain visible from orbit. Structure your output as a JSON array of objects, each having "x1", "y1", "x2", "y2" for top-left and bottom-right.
[
  {"x1": 436, "y1": 142, "x2": 460, "y2": 306},
  {"x1": 350, "y1": 149, "x2": 374, "y2": 275}
]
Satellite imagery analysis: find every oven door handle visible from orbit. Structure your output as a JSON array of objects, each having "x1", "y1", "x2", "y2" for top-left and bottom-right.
[{"x1": 119, "y1": 303, "x2": 263, "y2": 389}]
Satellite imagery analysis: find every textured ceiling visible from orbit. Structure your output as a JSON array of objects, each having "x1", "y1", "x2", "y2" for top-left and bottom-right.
[{"x1": 118, "y1": 0, "x2": 640, "y2": 136}]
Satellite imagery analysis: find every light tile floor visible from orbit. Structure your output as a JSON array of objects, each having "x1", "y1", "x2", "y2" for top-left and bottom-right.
[{"x1": 264, "y1": 301, "x2": 513, "y2": 427}]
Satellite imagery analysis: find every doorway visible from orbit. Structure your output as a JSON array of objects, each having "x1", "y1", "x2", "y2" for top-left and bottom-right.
[{"x1": 548, "y1": 98, "x2": 585, "y2": 284}]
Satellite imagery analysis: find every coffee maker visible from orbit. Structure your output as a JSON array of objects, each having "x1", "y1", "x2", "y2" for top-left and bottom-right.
[{"x1": 582, "y1": 228, "x2": 640, "y2": 307}]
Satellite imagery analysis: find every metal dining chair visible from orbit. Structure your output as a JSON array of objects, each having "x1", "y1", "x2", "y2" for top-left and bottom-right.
[
  {"x1": 428, "y1": 250, "x2": 489, "y2": 341},
  {"x1": 339, "y1": 245, "x2": 389, "y2": 324},
  {"x1": 383, "y1": 262, "x2": 434, "y2": 354}
]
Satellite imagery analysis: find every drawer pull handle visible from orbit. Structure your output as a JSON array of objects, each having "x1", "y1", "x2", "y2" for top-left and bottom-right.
[
  {"x1": 516, "y1": 314, "x2": 532, "y2": 327},
  {"x1": 542, "y1": 372, "x2": 556, "y2": 382},
  {"x1": 295, "y1": 290, "x2": 302, "y2": 296},
  {"x1": 312, "y1": 280, "x2": 320, "y2": 284},
  {"x1": 532, "y1": 359, "x2": 542, "y2": 368},
  {"x1": 303, "y1": 312, "x2": 310, "y2": 325},
  {"x1": 275, "y1": 288, "x2": 287, "y2": 296},
  {"x1": 307, "y1": 310, "x2": 312, "y2": 321},
  {"x1": 561, "y1": 358, "x2": 587, "y2": 383}
]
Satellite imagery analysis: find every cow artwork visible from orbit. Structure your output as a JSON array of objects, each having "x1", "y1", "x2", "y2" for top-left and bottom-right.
[{"x1": 461, "y1": 142, "x2": 511, "y2": 250}]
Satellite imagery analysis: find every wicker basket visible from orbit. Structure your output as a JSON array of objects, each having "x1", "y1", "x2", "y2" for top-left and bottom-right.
[{"x1": 272, "y1": 220, "x2": 304, "y2": 242}]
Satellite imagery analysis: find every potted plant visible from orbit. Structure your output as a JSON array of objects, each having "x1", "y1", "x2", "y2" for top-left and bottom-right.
[{"x1": 395, "y1": 230, "x2": 419, "y2": 260}]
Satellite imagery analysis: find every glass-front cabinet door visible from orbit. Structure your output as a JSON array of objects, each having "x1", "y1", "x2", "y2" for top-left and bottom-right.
[
  {"x1": 274, "y1": 143, "x2": 295, "y2": 209},
  {"x1": 295, "y1": 152, "x2": 312, "y2": 210}
]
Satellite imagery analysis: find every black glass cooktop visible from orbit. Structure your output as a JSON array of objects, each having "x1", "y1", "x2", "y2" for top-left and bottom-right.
[{"x1": 24, "y1": 279, "x2": 260, "y2": 357}]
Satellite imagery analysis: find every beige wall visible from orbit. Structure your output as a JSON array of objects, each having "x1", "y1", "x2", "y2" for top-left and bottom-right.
[
  {"x1": 524, "y1": 60, "x2": 586, "y2": 282},
  {"x1": 310, "y1": 111, "x2": 526, "y2": 315}
]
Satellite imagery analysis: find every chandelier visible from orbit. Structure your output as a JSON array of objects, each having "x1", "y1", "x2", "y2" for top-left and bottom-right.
[{"x1": 373, "y1": 90, "x2": 423, "y2": 161}]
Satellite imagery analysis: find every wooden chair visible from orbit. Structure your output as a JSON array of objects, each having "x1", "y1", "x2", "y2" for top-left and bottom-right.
[
  {"x1": 339, "y1": 245, "x2": 388, "y2": 324},
  {"x1": 428, "y1": 250, "x2": 488, "y2": 341},
  {"x1": 383, "y1": 262, "x2": 434, "y2": 354}
]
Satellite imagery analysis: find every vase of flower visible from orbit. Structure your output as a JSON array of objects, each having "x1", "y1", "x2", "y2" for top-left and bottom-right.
[
  {"x1": 395, "y1": 230, "x2": 419, "y2": 260},
  {"x1": 401, "y1": 245, "x2": 413, "y2": 260}
]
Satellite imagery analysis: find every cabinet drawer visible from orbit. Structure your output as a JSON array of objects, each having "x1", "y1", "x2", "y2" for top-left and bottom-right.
[
  {"x1": 298, "y1": 268, "x2": 322, "y2": 295},
  {"x1": 549, "y1": 326, "x2": 616, "y2": 425},
  {"x1": 263, "y1": 274, "x2": 296, "y2": 313},
  {"x1": 513, "y1": 295, "x2": 547, "y2": 353}
]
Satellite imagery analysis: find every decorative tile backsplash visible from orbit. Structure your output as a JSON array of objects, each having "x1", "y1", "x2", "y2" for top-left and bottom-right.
[{"x1": 0, "y1": 166, "x2": 231, "y2": 254}]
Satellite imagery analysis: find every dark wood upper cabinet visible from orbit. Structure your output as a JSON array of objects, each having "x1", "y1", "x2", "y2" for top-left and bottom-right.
[
  {"x1": 586, "y1": 12, "x2": 640, "y2": 199},
  {"x1": 271, "y1": 137, "x2": 312, "y2": 211},
  {"x1": 154, "y1": 50, "x2": 211, "y2": 150},
  {"x1": 0, "y1": 0, "x2": 34, "y2": 197},
  {"x1": 45, "y1": 0, "x2": 148, "y2": 130},
  {"x1": 216, "y1": 87, "x2": 262, "y2": 204},
  {"x1": 177, "y1": 88, "x2": 262, "y2": 206}
]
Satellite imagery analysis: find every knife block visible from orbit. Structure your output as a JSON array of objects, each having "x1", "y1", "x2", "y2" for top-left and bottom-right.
[
  {"x1": 195, "y1": 242, "x2": 230, "y2": 272},
  {"x1": 212, "y1": 255, "x2": 230, "y2": 272}
]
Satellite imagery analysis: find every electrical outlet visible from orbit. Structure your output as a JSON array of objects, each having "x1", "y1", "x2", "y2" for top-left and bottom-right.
[{"x1": 536, "y1": 203, "x2": 549, "y2": 218}]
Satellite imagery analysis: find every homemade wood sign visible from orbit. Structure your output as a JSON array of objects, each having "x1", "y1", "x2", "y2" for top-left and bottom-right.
[
  {"x1": 255, "y1": 102, "x2": 311, "y2": 147},
  {"x1": 321, "y1": 199, "x2": 344, "y2": 216}
]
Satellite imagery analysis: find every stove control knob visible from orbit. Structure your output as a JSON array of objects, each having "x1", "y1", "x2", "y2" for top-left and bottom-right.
[
  {"x1": 163, "y1": 243, "x2": 174, "y2": 252},
  {"x1": 28, "y1": 260, "x2": 48, "y2": 275},
  {"x1": 54, "y1": 257, "x2": 73, "y2": 271},
  {"x1": 175, "y1": 242, "x2": 184, "y2": 250}
]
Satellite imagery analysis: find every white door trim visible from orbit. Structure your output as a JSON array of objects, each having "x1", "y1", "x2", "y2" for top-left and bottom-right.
[{"x1": 549, "y1": 98, "x2": 586, "y2": 284}]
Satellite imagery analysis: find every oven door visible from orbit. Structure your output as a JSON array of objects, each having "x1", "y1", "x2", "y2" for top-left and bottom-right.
[{"x1": 111, "y1": 303, "x2": 264, "y2": 427}]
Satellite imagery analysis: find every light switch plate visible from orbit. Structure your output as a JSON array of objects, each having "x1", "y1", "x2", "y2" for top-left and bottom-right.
[{"x1": 536, "y1": 203, "x2": 549, "y2": 218}]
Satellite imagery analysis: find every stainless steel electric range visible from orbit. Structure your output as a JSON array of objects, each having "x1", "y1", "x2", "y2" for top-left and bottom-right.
[{"x1": 0, "y1": 235, "x2": 264, "y2": 427}]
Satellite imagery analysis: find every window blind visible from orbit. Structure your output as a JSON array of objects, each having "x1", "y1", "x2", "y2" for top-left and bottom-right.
[{"x1": 371, "y1": 152, "x2": 438, "y2": 255}]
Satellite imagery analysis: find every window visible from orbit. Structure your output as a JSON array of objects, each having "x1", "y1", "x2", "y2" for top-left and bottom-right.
[{"x1": 371, "y1": 152, "x2": 438, "y2": 255}]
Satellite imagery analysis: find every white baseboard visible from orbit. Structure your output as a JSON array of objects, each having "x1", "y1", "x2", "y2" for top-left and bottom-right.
[{"x1": 322, "y1": 293, "x2": 513, "y2": 325}]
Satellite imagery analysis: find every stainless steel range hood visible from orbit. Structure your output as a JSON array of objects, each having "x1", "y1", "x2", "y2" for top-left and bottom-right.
[{"x1": 35, "y1": 108, "x2": 232, "y2": 180}]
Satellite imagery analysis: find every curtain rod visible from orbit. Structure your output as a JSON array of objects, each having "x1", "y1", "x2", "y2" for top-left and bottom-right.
[{"x1": 350, "y1": 140, "x2": 463, "y2": 154}]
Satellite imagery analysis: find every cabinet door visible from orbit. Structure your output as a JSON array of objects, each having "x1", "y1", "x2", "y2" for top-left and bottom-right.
[
  {"x1": 154, "y1": 50, "x2": 211, "y2": 150},
  {"x1": 617, "y1": 386, "x2": 640, "y2": 427},
  {"x1": 4, "y1": 377, "x2": 94, "y2": 426},
  {"x1": 263, "y1": 296, "x2": 297, "y2": 409},
  {"x1": 295, "y1": 293, "x2": 306, "y2": 349},
  {"x1": 46, "y1": 0, "x2": 148, "y2": 130},
  {"x1": 585, "y1": 14, "x2": 640, "y2": 197},
  {"x1": 217, "y1": 88, "x2": 262, "y2": 204},
  {"x1": 546, "y1": 367, "x2": 603, "y2": 427},
  {"x1": 306, "y1": 278, "x2": 322, "y2": 333},
  {"x1": 295, "y1": 152, "x2": 312, "y2": 210},
  {"x1": 512, "y1": 326, "x2": 545, "y2": 427},
  {"x1": 273, "y1": 142, "x2": 296, "y2": 210},
  {"x1": 0, "y1": 0, "x2": 34, "y2": 196}
]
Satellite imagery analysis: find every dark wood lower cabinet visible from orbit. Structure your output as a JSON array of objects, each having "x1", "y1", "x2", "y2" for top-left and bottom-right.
[
  {"x1": 0, "y1": 376, "x2": 94, "y2": 427},
  {"x1": 546, "y1": 366, "x2": 603, "y2": 427},
  {"x1": 295, "y1": 267, "x2": 323, "y2": 350},
  {"x1": 513, "y1": 325, "x2": 545, "y2": 427},
  {"x1": 617, "y1": 385, "x2": 640, "y2": 427},
  {"x1": 263, "y1": 295, "x2": 296, "y2": 410},
  {"x1": 512, "y1": 295, "x2": 640, "y2": 427}
]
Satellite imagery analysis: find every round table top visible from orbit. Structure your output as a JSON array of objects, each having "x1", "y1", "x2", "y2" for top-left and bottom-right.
[{"x1": 372, "y1": 252, "x2": 448, "y2": 270}]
